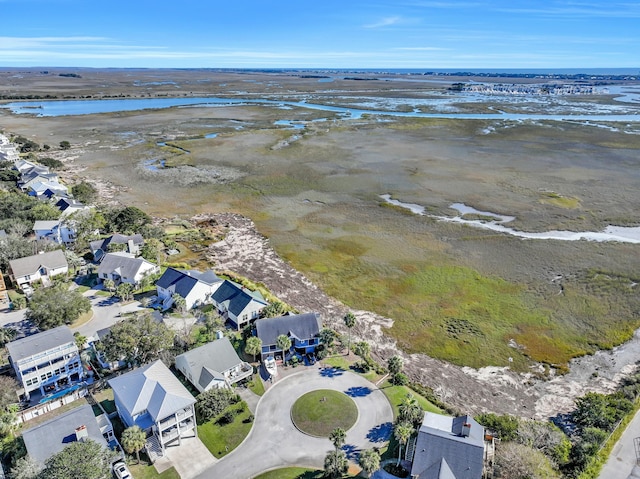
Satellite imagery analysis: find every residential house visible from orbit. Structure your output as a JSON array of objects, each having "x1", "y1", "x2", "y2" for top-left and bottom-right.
[
  {"x1": 97, "y1": 252, "x2": 158, "y2": 287},
  {"x1": 210, "y1": 280, "x2": 268, "y2": 330},
  {"x1": 6, "y1": 326, "x2": 84, "y2": 401},
  {"x1": 13, "y1": 159, "x2": 40, "y2": 173},
  {"x1": 28, "y1": 180, "x2": 69, "y2": 199},
  {"x1": 90, "y1": 234, "x2": 144, "y2": 263},
  {"x1": 155, "y1": 267, "x2": 222, "y2": 311},
  {"x1": 109, "y1": 360, "x2": 197, "y2": 460},
  {"x1": 33, "y1": 219, "x2": 76, "y2": 245},
  {"x1": 9, "y1": 249, "x2": 69, "y2": 287},
  {"x1": 175, "y1": 337, "x2": 252, "y2": 393},
  {"x1": 409, "y1": 412, "x2": 495, "y2": 479},
  {"x1": 55, "y1": 197, "x2": 89, "y2": 216},
  {"x1": 18, "y1": 168, "x2": 59, "y2": 191},
  {"x1": 255, "y1": 312, "x2": 322, "y2": 363},
  {"x1": 0, "y1": 134, "x2": 19, "y2": 162},
  {"x1": 21, "y1": 404, "x2": 117, "y2": 467}
]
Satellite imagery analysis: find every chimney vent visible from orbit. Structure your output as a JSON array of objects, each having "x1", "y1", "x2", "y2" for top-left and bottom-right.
[
  {"x1": 75, "y1": 424, "x2": 88, "y2": 442},
  {"x1": 461, "y1": 422, "x2": 471, "y2": 437}
]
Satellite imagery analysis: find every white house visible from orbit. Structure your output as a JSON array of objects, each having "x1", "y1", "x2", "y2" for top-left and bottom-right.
[
  {"x1": 97, "y1": 252, "x2": 159, "y2": 287},
  {"x1": 6, "y1": 326, "x2": 84, "y2": 401},
  {"x1": 155, "y1": 267, "x2": 223, "y2": 311},
  {"x1": 175, "y1": 337, "x2": 252, "y2": 392},
  {"x1": 33, "y1": 220, "x2": 76, "y2": 245},
  {"x1": 210, "y1": 280, "x2": 268, "y2": 330},
  {"x1": 9, "y1": 249, "x2": 69, "y2": 287},
  {"x1": 0, "y1": 134, "x2": 19, "y2": 162}
]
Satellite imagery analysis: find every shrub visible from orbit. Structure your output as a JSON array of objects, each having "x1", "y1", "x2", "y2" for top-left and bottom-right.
[{"x1": 392, "y1": 372, "x2": 409, "y2": 386}]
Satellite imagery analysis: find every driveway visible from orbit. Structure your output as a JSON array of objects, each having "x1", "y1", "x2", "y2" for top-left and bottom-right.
[
  {"x1": 195, "y1": 366, "x2": 394, "y2": 479},
  {"x1": 599, "y1": 408, "x2": 640, "y2": 479}
]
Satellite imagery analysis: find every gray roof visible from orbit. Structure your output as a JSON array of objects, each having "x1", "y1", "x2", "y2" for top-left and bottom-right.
[
  {"x1": 6, "y1": 326, "x2": 75, "y2": 362},
  {"x1": 56, "y1": 197, "x2": 86, "y2": 211},
  {"x1": 9, "y1": 249, "x2": 68, "y2": 279},
  {"x1": 211, "y1": 280, "x2": 267, "y2": 317},
  {"x1": 22, "y1": 404, "x2": 108, "y2": 466},
  {"x1": 411, "y1": 413, "x2": 485, "y2": 479},
  {"x1": 156, "y1": 267, "x2": 221, "y2": 298},
  {"x1": 255, "y1": 312, "x2": 321, "y2": 346},
  {"x1": 33, "y1": 220, "x2": 61, "y2": 231},
  {"x1": 90, "y1": 234, "x2": 144, "y2": 255},
  {"x1": 108, "y1": 360, "x2": 195, "y2": 423},
  {"x1": 175, "y1": 337, "x2": 243, "y2": 389},
  {"x1": 97, "y1": 252, "x2": 154, "y2": 280}
]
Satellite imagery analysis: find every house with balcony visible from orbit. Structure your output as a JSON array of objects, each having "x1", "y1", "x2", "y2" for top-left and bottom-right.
[
  {"x1": 155, "y1": 267, "x2": 223, "y2": 311},
  {"x1": 175, "y1": 337, "x2": 252, "y2": 393},
  {"x1": 210, "y1": 280, "x2": 268, "y2": 330},
  {"x1": 6, "y1": 326, "x2": 84, "y2": 401},
  {"x1": 108, "y1": 360, "x2": 197, "y2": 461},
  {"x1": 9, "y1": 249, "x2": 69, "y2": 287},
  {"x1": 33, "y1": 219, "x2": 76, "y2": 245},
  {"x1": 409, "y1": 412, "x2": 495, "y2": 479},
  {"x1": 90, "y1": 233, "x2": 145, "y2": 263},
  {"x1": 97, "y1": 252, "x2": 158, "y2": 287},
  {"x1": 255, "y1": 312, "x2": 322, "y2": 363},
  {"x1": 21, "y1": 404, "x2": 118, "y2": 467}
]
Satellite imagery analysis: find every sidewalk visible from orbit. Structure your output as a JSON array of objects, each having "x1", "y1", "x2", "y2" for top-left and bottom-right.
[{"x1": 599, "y1": 409, "x2": 640, "y2": 479}]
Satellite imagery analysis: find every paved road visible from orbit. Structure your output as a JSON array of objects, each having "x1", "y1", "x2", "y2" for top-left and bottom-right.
[
  {"x1": 195, "y1": 367, "x2": 394, "y2": 479},
  {"x1": 599, "y1": 409, "x2": 640, "y2": 479}
]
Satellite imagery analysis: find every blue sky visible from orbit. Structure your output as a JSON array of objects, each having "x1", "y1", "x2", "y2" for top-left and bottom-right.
[{"x1": 1, "y1": 0, "x2": 638, "y2": 69}]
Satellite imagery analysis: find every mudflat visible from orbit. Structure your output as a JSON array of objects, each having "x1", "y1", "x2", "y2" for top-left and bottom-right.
[{"x1": 2, "y1": 68, "x2": 640, "y2": 415}]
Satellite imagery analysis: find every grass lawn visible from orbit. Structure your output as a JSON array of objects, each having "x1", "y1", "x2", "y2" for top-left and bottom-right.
[
  {"x1": 96, "y1": 290, "x2": 111, "y2": 297},
  {"x1": 247, "y1": 373, "x2": 265, "y2": 396},
  {"x1": 129, "y1": 461, "x2": 180, "y2": 479},
  {"x1": 253, "y1": 468, "x2": 324, "y2": 479},
  {"x1": 197, "y1": 402, "x2": 253, "y2": 458},
  {"x1": 291, "y1": 390, "x2": 358, "y2": 437},
  {"x1": 380, "y1": 381, "x2": 443, "y2": 419},
  {"x1": 75, "y1": 285, "x2": 90, "y2": 293},
  {"x1": 323, "y1": 355, "x2": 381, "y2": 383},
  {"x1": 70, "y1": 310, "x2": 94, "y2": 328}
]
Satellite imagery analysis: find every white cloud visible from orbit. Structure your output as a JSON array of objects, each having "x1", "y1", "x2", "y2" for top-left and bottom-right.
[{"x1": 363, "y1": 16, "x2": 402, "y2": 29}]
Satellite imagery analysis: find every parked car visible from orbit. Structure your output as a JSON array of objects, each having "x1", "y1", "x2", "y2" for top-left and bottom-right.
[
  {"x1": 21, "y1": 284, "x2": 34, "y2": 298},
  {"x1": 113, "y1": 461, "x2": 131, "y2": 479}
]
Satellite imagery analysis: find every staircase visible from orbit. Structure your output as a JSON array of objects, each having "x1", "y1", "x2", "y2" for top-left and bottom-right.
[
  {"x1": 405, "y1": 435, "x2": 417, "y2": 462},
  {"x1": 145, "y1": 435, "x2": 163, "y2": 463}
]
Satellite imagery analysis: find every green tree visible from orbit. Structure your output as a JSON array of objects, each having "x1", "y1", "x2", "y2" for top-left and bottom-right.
[
  {"x1": 329, "y1": 427, "x2": 346, "y2": 452},
  {"x1": 98, "y1": 312, "x2": 174, "y2": 366},
  {"x1": 26, "y1": 284, "x2": 91, "y2": 330},
  {"x1": 40, "y1": 439, "x2": 114, "y2": 479},
  {"x1": 324, "y1": 449, "x2": 348, "y2": 479},
  {"x1": 245, "y1": 336, "x2": 262, "y2": 362},
  {"x1": 140, "y1": 238, "x2": 164, "y2": 263},
  {"x1": 121, "y1": 425, "x2": 146, "y2": 464},
  {"x1": 387, "y1": 355, "x2": 404, "y2": 375},
  {"x1": 116, "y1": 282, "x2": 135, "y2": 302},
  {"x1": 276, "y1": 334, "x2": 292, "y2": 363},
  {"x1": 8, "y1": 455, "x2": 42, "y2": 479},
  {"x1": 102, "y1": 278, "x2": 115, "y2": 294},
  {"x1": 353, "y1": 341, "x2": 370, "y2": 360},
  {"x1": 398, "y1": 394, "x2": 423, "y2": 427},
  {"x1": 0, "y1": 327, "x2": 17, "y2": 347},
  {"x1": 172, "y1": 293, "x2": 187, "y2": 313},
  {"x1": 476, "y1": 413, "x2": 519, "y2": 441},
  {"x1": 573, "y1": 391, "x2": 633, "y2": 431},
  {"x1": 261, "y1": 301, "x2": 287, "y2": 318},
  {"x1": 343, "y1": 312, "x2": 356, "y2": 354},
  {"x1": 320, "y1": 328, "x2": 337, "y2": 350},
  {"x1": 358, "y1": 448, "x2": 381, "y2": 478},
  {"x1": 71, "y1": 181, "x2": 97, "y2": 204},
  {"x1": 36, "y1": 157, "x2": 64, "y2": 169},
  {"x1": 196, "y1": 388, "x2": 240, "y2": 422},
  {"x1": 107, "y1": 206, "x2": 151, "y2": 234},
  {"x1": 202, "y1": 311, "x2": 224, "y2": 342},
  {"x1": 59, "y1": 140, "x2": 71, "y2": 150},
  {"x1": 495, "y1": 442, "x2": 562, "y2": 479},
  {"x1": 0, "y1": 374, "x2": 19, "y2": 411},
  {"x1": 394, "y1": 422, "x2": 413, "y2": 465},
  {"x1": 73, "y1": 332, "x2": 87, "y2": 351}
]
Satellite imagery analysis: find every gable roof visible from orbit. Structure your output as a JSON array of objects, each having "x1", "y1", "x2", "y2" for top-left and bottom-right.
[
  {"x1": 33, "y1": 220, "x2": 62, "y2": 231},
  {"x1": 21, "y1": 404, "x2": 109, "y2": 466},
  {"x1": 108, "y1": 360, "x2": 195, "y2": 423},
  {"x1": 56, "y1": 197, "x2": 86, "y2": 212},
  {"x1": 411, "y1": 412, "x2": 485, "y2": 479},
  {"x1": 9, "y1": 249, "x2": 68, "y2": 279},
  {"x1": 211, "y1": 280, "x2": 267, "y2": 317},
  {"x1": 6, "y1": 325, "x2": 75, "y2": 362},
  {"x1": 255, "y1": 312, "x2": 322, "y2": 346},
  {"x1": 90, "y1": 234, "x2": 144, "y2": 254},
  {"x1": 156, "y1": 267, "x2": 221, "y2": 298},
  {"x1": 175, "y1": 337, "x2": 243, "y2": 389},
  {"x1": 97, "y1": 252, "x2": 155, "y2": 280}
]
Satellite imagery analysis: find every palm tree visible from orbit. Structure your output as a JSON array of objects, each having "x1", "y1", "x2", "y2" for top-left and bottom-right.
[
  {"x1": 121, "y1": 425, "x2": 146, "y2": 464},
  {"x1": 358, "y1": 448, "x2": 381, "y2": 477},
  {"x1": 0, "y1": 327, "x2": 16, "y2": 347},
  {"x1": 329, "y1": 427, "x2": 346, "y2": 452},
  {"x1": 245, "y1": 336, "x2": 262, "y2": 362},
  {"x1": 398, "y1": 394, "x2": 424, "y2": 427},
  {"x1": 387, "y1": 355, "x2": 404, "y2": 375},
  {"x1": 324, "y1": 449, "x2": 348, "y2": 479},
  {"x1": 116, "y1": 282, "x2": 134, "y2": 302},
  {"x1": 261, "y1": 301, "x2": 287, "y2": 318},
  {"x1": 276, "y1": 334, "x2": 292, "y2": 364},
  {"x1": 103, "y1": 278, "x2": 115, "y2": 295},
  {"x1": 172, "y1": 293, "x2": 187, "y2": 314},
  {"x1": 343, "y1": 312, "x2": 356, "y2": 354},
  {"x1": 394, "y1": 422, "x2": 414, "y2": 466}
]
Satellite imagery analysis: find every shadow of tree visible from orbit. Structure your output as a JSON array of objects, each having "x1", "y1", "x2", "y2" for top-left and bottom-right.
[
  {"x1": 367, "y1": 422, "x2": 392, "y2": 443},
  {"x1": 319, "y1": 367, "x2": 344, "y2": 378},
  {"x1": 342, "y1": 443, "x2": 360, "y2": 460},
  {"x1": 345, "y1": 386, "x2": 372, "y2": 397}
]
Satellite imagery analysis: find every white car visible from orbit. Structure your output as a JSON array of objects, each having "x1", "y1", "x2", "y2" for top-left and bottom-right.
[{"x1": 113, "y1": 461, "x2": 132, "y2": 479}]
